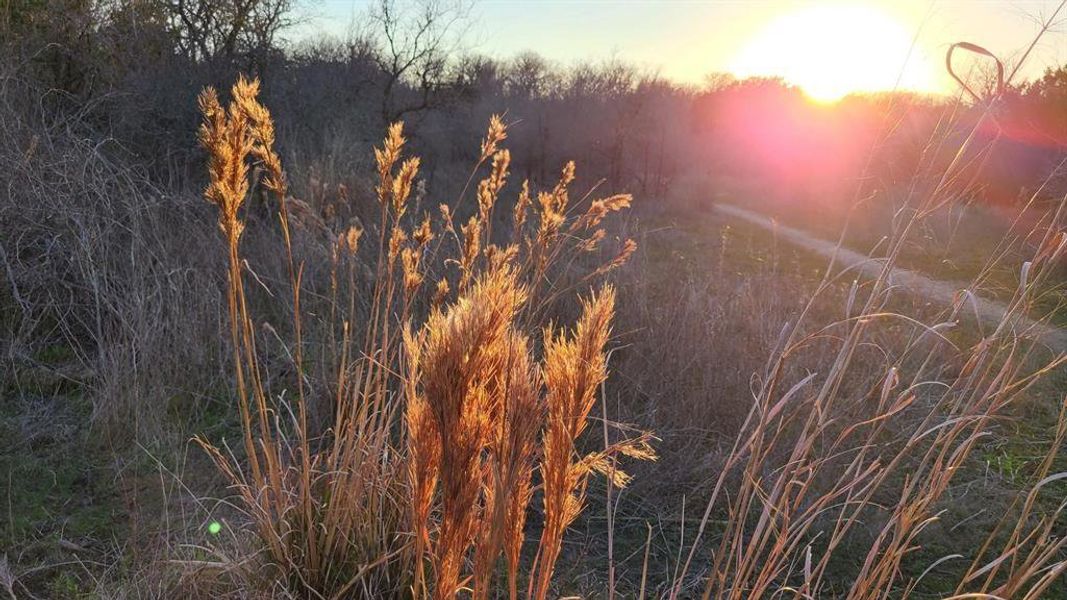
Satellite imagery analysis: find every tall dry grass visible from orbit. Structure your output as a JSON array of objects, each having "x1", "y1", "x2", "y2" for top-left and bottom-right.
[
  {"x1": 648, "y1": 23, "x2": 1067, "y2": 600},
  {"x1": 193, "y1": 76, "x2": 651, "y2": 598},
  {"x1": 165, "y1": 58, "x2": 1067, "y2": 600},
  {"x1": 7, "y1": 17, "x2": 1067, "y2": 597},
  {"x1": 189, "y1": 75, "x2": 1067, "y2": 598}
]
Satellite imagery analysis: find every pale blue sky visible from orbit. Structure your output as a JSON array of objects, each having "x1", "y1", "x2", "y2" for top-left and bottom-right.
[{"x1": 294, "y1": 1, "x2": 1067, "y2": 92}]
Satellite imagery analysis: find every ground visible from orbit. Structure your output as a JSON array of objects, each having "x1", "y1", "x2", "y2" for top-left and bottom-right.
[{"x1": 3, "y1": 190, "x2": 1065, "y2": 597}]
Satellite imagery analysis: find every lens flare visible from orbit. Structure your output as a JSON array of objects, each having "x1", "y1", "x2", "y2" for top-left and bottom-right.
[{"x1": 730, "y1": 3, "x2": 938, "y2": 102}]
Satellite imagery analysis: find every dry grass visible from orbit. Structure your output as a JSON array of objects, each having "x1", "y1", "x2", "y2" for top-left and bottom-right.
[
  {"x1": 648, "y1": 26, "x2": 1067, "y2": 599},
  {"x1": 187, "y1": 74, "x2": 1067, "y2": 599},
  {"x1": 6, "y1": 52, "x2": 1067, "y2": 598},
  {"x1": 192, "y1": 76, "x2": 649, "y2": 598}
]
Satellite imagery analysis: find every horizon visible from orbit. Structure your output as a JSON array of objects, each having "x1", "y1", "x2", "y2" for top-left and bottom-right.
[{"x1": 298, "y1": 0, "x2": 1067, "y2": 99}]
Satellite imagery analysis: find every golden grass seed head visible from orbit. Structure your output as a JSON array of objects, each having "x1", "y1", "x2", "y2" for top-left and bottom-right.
[
  {"x1": 402, "y1": 247, "x2": 424, "y2": 295},
  {"x1": 232, "y1": 77, "x2": 281, "y2": 186},
  {"x1": 477, "y1": 150, "x2": 511, "y2": 222},
  {"x1": 197, "y1": 81, "x2": 262, "y2": 240},
  {"x1": 342, "y1": 224, "x2": 363, "y2": 256},
  {"x1": 432, "y1": 278, "x2": 451, "y2": 309},
  {"x1": 460, "y1": 216, "x2": 482, "y2": 290},
  {"x1": 480, "y1": 114, "x2": 508, "y2": 161},
  {"x1": 375, "y1": 122, "x2": 406, "y2": 205},
  {"x1": 594, "y1": 239, "x2": 637, "y2": 276},
  {"x1": 439, "y1": 203, "x2": 454, "y2": 233},
  {"x1": 574, "y1": 194, "x2": 632, "y2": 232},
  {"x1": 513, "y1": 179, "x2": 531, "y2": 236},
  {"x1": 413, "y1": 213, "x2": 434, "y2": 247},
  {"x1": 551, "y1": 161, "x2": 576, "y2": 211},
  {"x1": 485, "y1": 244, "x2": 519, "y2": 271},
  {"x1": 391, "y1": 157, "x2": 420, "y2": 217},
  {"x1": 389, "y1": 226, "x2": 408, "y2": 265},
  {"x1": 578, "y1": 228, "x2": 606, "y2": 252}
]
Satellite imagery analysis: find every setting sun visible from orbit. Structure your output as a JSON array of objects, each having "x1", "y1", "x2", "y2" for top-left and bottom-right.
[{"x1": 729, "y1": 3, "x2": 940, "y2": 102}]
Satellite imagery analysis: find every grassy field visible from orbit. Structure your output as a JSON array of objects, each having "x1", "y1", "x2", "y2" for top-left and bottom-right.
[
  {"x1": 615, "y1": 201, "x2": 1067, "y2": 597},
  {"x1": 3, "y1": 63, "x2": 1067, "y2": 598},
  {"x1": 4, "y1": 190, "x2": 1065, "y2": 598}
]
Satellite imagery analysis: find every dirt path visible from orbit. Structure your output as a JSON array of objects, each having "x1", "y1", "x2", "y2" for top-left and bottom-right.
[{"x1": 713, "y1": 203, "x2": 1067, "y2": 352}]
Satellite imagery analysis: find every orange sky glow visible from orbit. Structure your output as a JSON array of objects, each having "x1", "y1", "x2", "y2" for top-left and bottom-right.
[{"x1": 309, "y1": 1, "x2": 1067, "y2": 102}]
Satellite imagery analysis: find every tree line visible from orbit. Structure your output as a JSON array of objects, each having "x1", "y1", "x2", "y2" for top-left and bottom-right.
[{"x1": 5, "y1": 0, "x2": 1067, "y2": 206}]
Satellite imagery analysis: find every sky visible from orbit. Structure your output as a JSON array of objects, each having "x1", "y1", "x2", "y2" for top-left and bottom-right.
[{"x1": 296, "y1": 1, "x2": 1067, "y2": 97}]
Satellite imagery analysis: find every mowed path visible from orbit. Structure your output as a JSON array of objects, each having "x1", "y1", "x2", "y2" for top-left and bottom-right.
[{"x1": 713, "y1": 203, "x2": 1067, "y2": 353}]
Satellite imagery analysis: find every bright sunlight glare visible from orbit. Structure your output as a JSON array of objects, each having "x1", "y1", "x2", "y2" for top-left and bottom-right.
[{"x1": 729, "y1": 3, "x2": 939, "y2": 103}]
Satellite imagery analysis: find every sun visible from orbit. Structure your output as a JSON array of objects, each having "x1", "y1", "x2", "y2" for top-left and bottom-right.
[{"x1": 729, "y1": 3, "x2": 939, "y2": 103}]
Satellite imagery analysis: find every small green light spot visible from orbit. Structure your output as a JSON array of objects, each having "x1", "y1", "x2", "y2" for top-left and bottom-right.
[{"x1": 208, "y1": 521, "x2": 222, "y2": 535}]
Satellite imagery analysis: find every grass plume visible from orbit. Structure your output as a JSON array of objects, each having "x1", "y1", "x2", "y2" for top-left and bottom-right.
[{"x1": 195, "y1": 76, "x2": 646, "y2": 598}]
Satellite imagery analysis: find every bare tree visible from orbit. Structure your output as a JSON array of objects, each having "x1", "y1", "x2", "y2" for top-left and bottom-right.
[
  {"x1": 504, "y1": 51, "x2": 553, "y2": 99},
  {"x1": 158, "y1": 0, "x2": 296, "y2": 62},
  {"x1": 363, "y1": 0, "x2": 472, "y2": 123}
]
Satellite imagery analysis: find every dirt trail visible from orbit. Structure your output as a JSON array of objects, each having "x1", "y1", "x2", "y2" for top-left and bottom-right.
[{"x1": 713, "y1": 203, "x2": 1067, "y2": 352}]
